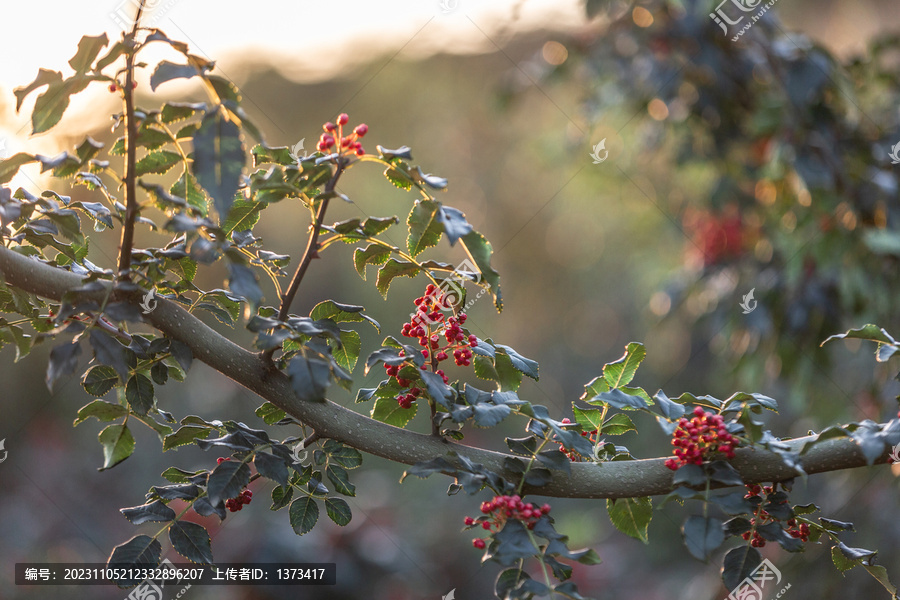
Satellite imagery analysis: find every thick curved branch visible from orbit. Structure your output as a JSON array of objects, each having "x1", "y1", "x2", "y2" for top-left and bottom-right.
[{"x1": 0, "y1": 246, "x2": 891, "y2": 499}]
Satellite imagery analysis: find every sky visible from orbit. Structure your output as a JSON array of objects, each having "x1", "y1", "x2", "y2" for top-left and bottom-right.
[{"x1": 0, "y1": 0, "x2": 587, "y2": 178}]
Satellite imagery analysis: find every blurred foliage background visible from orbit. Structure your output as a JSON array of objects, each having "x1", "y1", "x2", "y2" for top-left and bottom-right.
[{"x1": 1, "y1": 0, "x2": 899, "y2": 598}]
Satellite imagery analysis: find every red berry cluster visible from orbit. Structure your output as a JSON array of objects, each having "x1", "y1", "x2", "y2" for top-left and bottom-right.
[
  {"x1": 386, "y1": 285, "x2": 478, "y2": 409},
  {"x1": 741, "y1": 485, "x2": 809, "y2": 547},
  {"x1": 558, "y1": 418, "x2": 598, "y2": 462},
  {"x1": 464, "y1": 495, "x2": 552, "y2": 548},
  {"x1": 665, "y1": 406, "x2": 737, "y2": 470},
  {"x1": 225, "y1": 489, "x2": 253, "y2": 512},
  {"x1": 317, "y1": 113, "x2": 367, "y2": 156},
  {"x1": 684, "y1": 207, "x2": 745, "y2": 267}
]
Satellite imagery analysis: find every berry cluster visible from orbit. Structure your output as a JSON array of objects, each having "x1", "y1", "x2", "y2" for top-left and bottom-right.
[
  {"x1": 464, "y1": 495, "x2": 552, "y2": 549},
  {"x1": 225, "y1": 489, "x2": 253, "y2": 512},
  {"x1": 741, "y1": 484, "x2": 809, "y2": 547},
  {"x1": 665, "y1": 406, "x2": 737, "y2": 470},
  {"x1": 684, "y1": 207, "x2": 745, "y2": 267},
  {"x1": 386, "y1": 285, "x2": 478, "y2": 409},
  {"x1": 317, "y1": 113, "x2": 367, "y2": 156},
  {"x1": 558, "y1": 418, "x2": 598, "y2": 462},
  {"x1": 215, "y1": 457, "x2": 254, "y2": 512}
]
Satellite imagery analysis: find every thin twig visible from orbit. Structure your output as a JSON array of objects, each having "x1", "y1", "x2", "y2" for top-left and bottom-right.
[{"x1": 115, "y1": 1, "x2": 146, "y2": 281}]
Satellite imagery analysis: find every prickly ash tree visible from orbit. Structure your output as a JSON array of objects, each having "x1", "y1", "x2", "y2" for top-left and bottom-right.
[{"x1": 1, "y1": 7, "x2": 899, "y2": 600}]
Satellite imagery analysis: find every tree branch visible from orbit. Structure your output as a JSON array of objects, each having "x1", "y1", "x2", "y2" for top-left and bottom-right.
[
  {"x1": 0, "y1": 245, "x2": 892, "y2": 500},
  {"x1": 115, "y1": 3, "x2": 145, "y2": 281}
]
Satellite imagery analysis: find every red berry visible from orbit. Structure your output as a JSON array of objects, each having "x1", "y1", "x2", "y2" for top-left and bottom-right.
[
  {"x1": 337, "y1": 113, "x2": 349, "y2": 125},
  {"x1": 354, "y1": 123, "x2": 368, "y2": 136},
  {"x1": 473, "y1": 538, "x2": 486, "y2": 549},
  {"x1": 323, "y1": 122, "x2": 336, "y2": 132},
  {"x1": 464, "y1": 516, "x2": 475, "y2": 526},
  {"x1": 109, "y1": 83, "x2": 117, "y2": 93}
]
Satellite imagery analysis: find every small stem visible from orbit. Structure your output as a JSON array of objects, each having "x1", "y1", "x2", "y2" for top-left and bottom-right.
[
  {"x1": 516, "y1": 439, "x2": 549, "y2": 495},
  {"x1": 300, "y1": 431, "x2": 321, "y2": 448},
  {"x1": 115, "y1": 3, "x2": 146, "y2": 282},
  {"x1": 525, "y1": 529, "x2": 555, "y2": 598}
]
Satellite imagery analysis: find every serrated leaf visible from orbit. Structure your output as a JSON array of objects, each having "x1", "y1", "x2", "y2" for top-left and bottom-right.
[
  {"x1": 353, "y1": 244, "x2": 392, "y2": 279},
  {"x1": 371, "y1": 395, "x2": 417, "y2": 427},
  {"x1": 206, "y1": 460, "x2": 250, "y2": 506},
  {"x1": 169, "y1": 521, "x2": 213, "y2": 565},
  {"x1": 286, "y1": 355, "x2": 332, "y2": 402},
  {"x1": 722, "y1": 545, "x2": 761, "y2": 591},
  {"x1": 603, "y1": 342, "x2": 646, "y2": 388},
  {"x1": 125, "y1": 373, "x2": 154, "y2": 415},
  {"x1": 222, "y1": 199, "x2": 262, "y2": 236},
  {"x1": 375, "y1": 259, "x2": 420, "y2": 297},
  {"x1": 255, "y1": 402, "x2": 286, "y2": 425},
  {"x1": 135, "y1": 150, "x2": 181, "y2": 176},
  {"x1": 325, "y1": 497, "x2": 352, "y2": 526},
  {"x1": 407, "y1": 200, "x2": 443, "y2": 257},
  {"x1": 682, "y1": 515, "x2": 725, "y2": 561},
  {"x1": 289, "y1": 496, "x2": 319, "y2": 535},
  {"x1": 120, "y1": 500, "x2": 176, "y2": 525},
  {"x1": 163, "y1": 425, "x2": 212, "y2": 451},
  {"x1": 254, "y1": 452, "x2": 289, "y2": 487},
  {"x1": 98, "y1": 423, "x2": 135, "y2": 471},
  {"x1": 107, "y1": 535, "x2": 161, "y2": 571},
  {"x1": 74, "y1": 399, "x2": 127, "y2": 426},
  {"x1": 606, "y1": 497, "x2": 652, "y2": 543}
]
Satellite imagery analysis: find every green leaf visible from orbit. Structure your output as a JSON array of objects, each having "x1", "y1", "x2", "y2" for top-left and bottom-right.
[
  {"x1": 170, "y1": 170, "x2": 208, "y2": 215},
  {"x1": 150, "y1": 60, "x2": 204, "y2": 91},
  {"x1": 125, "y1": 373, "x2": 154, "y2": 415},
  {"x1": 572, "y1": 406, "x2": 603, "y2": 431},
  {"x1": 310, "y1": 300, "x2": 379, "y2": 331},
  {"x1": 375, "y1": 259, "x2": 420, "y2": 298},
  {"x1": 324, "y1": 443, "x2": 363, "y2": 469},
  {"x1": 682, "y1": 516, "x2": 725, "y2": 561},
  {"x1": 107, "y1": 535, "x2": 161, "y2": 571},
  {"x1": 286, "y1": 355, "x2": 332, "y2": 402},
  {"x1": 289, "y1": 496, "x2": 319, "y2": 535},
  {"x1": 271, "y1": 485, "x2": 294, "y2": 511},
  {"x1": 120, "y1": 500, "x2": 176, "y2": 525},
  {"x1": 206, "y1": 460, "x2": 251, "y2": 506},
  {"x1": 254, "y1": 452, "x2": 289, "y2": 487},
  {"x1": 362, "y1": 216, "x2": 399, "y2": 236},
  {"x1": 98, "y1": 424, "x2": 135, "y2": 471},
  {"x1": 255, "y1": 402, "x2": 286, "y2": 425},
  {"x1": 333, "y1": 329, "x2": 361, "y2": 372},
  {"x1": 163, "y1": 425, "x2": 212, "y2": 451},
  {"x1": 602, "y1": 413, "x2": 637, "y2": 435},
  {"x1": 0, "y1": 152, "x2": 38, "y2": 184},
  {"x1": 407, "y1": 199, "x2": 443, "y2": 257},
  {"x1": 353, "y1": 244, "x2": 391, "y2": 279},
  {"x1": 160, "y1": 101, "x2": 206, "y2": 124},
  {"x1": 606, "y1": 497, "x2": 652, "y2": 543},
  {"x1": 326, "y1": 465, "x2": 356, "y2": 496},
  {"x1": 722, "y1": 545, "x2": 761, "y2": 591},
  {"x1": 32, "y1": 75, "x2": 93, "y2": 134},
  {"x1": 74, "y1": 399, "x2": 127, "y2": 426},
  {"x1": 46, "y1": 341, "x2": 82, "y2": 392},
  {"x1": 371, "y1": 395, "x2": 417, "y2": 427},
  {"x1": 325, "y1": 497, "x2": 352, "y2": 526},
  {"x1": 192, "y1": 108, "x2": 245, "y2": 221},
  {"x1": 460, "y1": 230, "x2": 502, "y2": 310},
  {"x1": 227, "y1": 262, "x2": 262, "y2": 309},
  {"x1": 68, "y1": 34, "x2": 109, "y2": 72},
  {"x1": 135, "y1": 150, "x2": 182, "y2": 176},
  {"x1": 169, "y1": 521, "x2": 213, "y2": 565},
  {"x1": 222, "y1": 199, "x2": 263, "y2": 236},
  {"x1": 602, "y1": 342, "x2": 646, "y2": 388}
]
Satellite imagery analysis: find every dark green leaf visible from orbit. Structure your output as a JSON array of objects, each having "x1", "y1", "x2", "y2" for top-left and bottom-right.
[
  {"x1": 46, "y1": 341, "x2": 82, "y2": 391},
  {"x1": 287, "y1": 355, "x2": 332, "y2": 402},
  {"x1": 125, "y1": 373, "x2": 154, "y2": 415},
  {"x1": 107, "y1": 535, "x2": 161, "y2": 571},
  {"x1": 89, "y1": 329, "x2": 129, "y2": 381},
  {"x1": 722, "y1": 545, "x2": 761, "y2": 591},
  {"x1": 326, "y1": 465, "x2": 356, "y2": 496},
  {"x1": 227, "y1": 262, "x2": 262, "y2": 309},
  {"x1": 150, "y1": 60, "x2": 204, "y2": 91},
  {"x1": 255, "y1": 452, "x2": 289, "y2": 486},
  {"x1": 289, "y1": 496, "x2": 319, "y2": 535},
  {"x1": 162, "y1": 425, "x2": 212, "y2": 451},
  {"x1": 169, "y1": 521, "x2": 213, "y2": 565},
  {"x1": 375, "y1": 258, "x2": 420, "y2": 297},
  {"x1": 325, "y1": 497, "x2": 352, "y2": 526},
  {"x1": 460, "y1": 230, "x2": 501, "y2": 310},
  {"x1": 682, "y1": 515, "x2": 724, "y2": 561},
  {"x1": 120, "y1": 500, "x2": 176, "y2": 525},
  {"x1": 206, "y1": 460, "x2": 251, "y2": 505}
]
